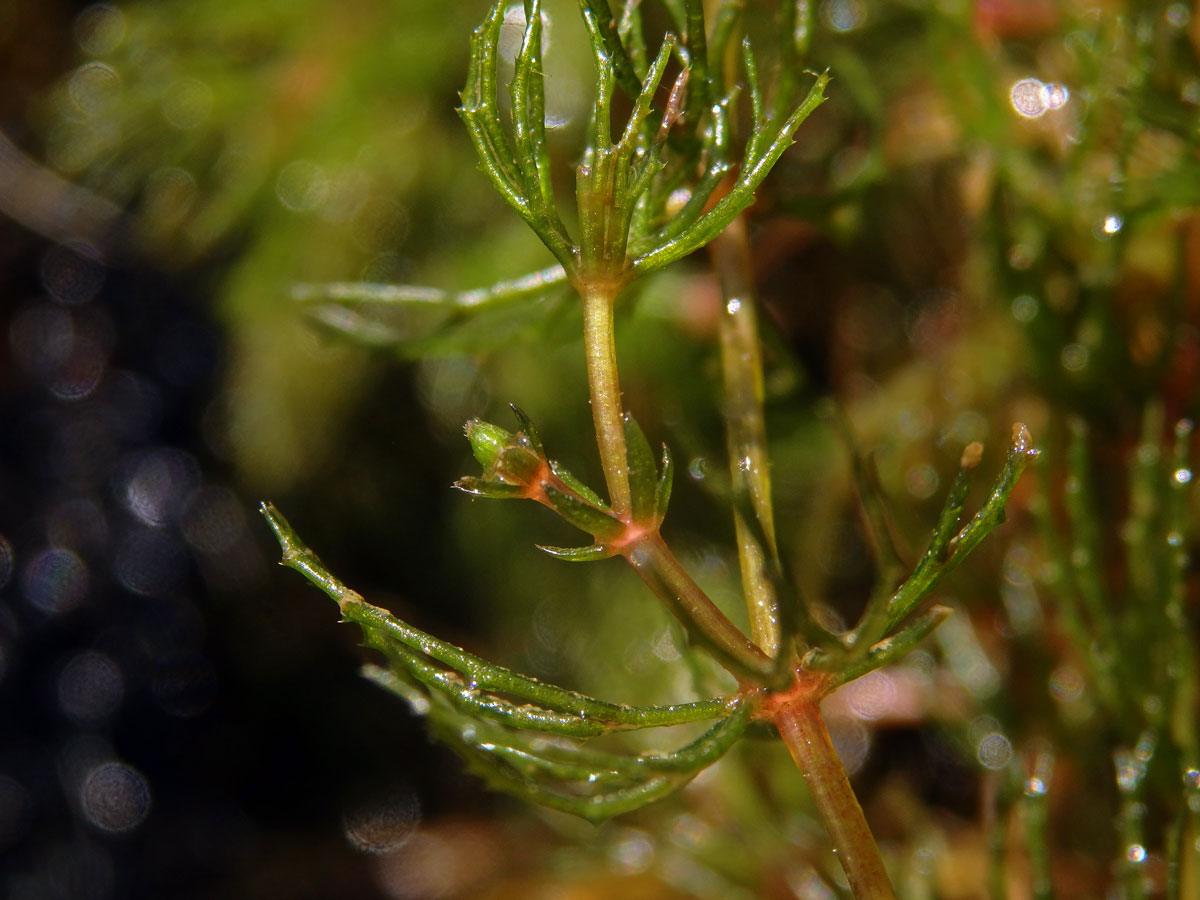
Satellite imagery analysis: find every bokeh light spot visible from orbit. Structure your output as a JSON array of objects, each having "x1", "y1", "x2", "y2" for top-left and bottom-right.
[
  {"x1": 905, "y1": 463, "x2": 939, "y2": 500},
  {"x1": 22, "y1": 547, "x2": 90, "y2": 615},
  {"x1": 80, "y1": 762, "x2": 151, "y2": 833},
  {"x1": 122, "y1": 448, "x2": 198, "y2": 527},
  {"x1": 58, "y1": 651, "x2": 125, "y2": 724},
  {"x1": 181, "y1": 485, "x2": 247, "y2": 555},
  {"x1": 74, "y1": 4, "x2": 126, "y2": 55},
  {"x1": 68, "y1": 62, "x2": 121, "y2": 117},
  {"x1": 977, "y1": 732, "x2": 1013, "y2": 770},
  {"x1": 343, "y1": 787, "x2": 421, "y2": 854},
  {"x1": 1060, "y1": 342, "x2": 1089, "y2": 372},
  {"x1": 1011, "y1": 78, "x2": 1047, "y2": 117},
  {"x1": 114, "y1": 528, "x2": 187, "y2": 596},
  {"x1": 822, "y1": 0, "x2": 865, "y2": 31},
  {"x1": 1011, "y1": 294, "x2": 1038, "y2": 322},
  {"x1": 41, "y1": 242, "x2": 105, "y2": 305},
  {"x1": 276, "y1": 160, "x2": 330, "y2": 212}
]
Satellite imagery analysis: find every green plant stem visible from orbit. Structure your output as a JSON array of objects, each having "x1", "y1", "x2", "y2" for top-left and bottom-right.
[
  {"x1": 710, "y1": 215, "x2": 780, "y2": 656},
  {"x1": 623, "y1": 533, "x2": 772, "y2": 682},
  {"x1": 581, "y1": 280, "x2": 633, "y2": 519},
  {"x1": 775, "y1": 696, "x2": 897, "y2": 900}
]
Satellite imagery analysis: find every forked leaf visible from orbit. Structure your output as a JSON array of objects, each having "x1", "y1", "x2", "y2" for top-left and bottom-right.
[
  {"x1": 633, "y1": 68, "x2": 830, "y2": 274},
  {"x1": 262, "y1": 503, "x2": 734, "y2": 732},
  {"x1": 459, "y1": 0, "x2": 528, "y2": 214},
  {"x1": 579, "y1": 0, "x2": 643, "y2": 101},
  {"x1": 883, "y1": 424, "x2": 1039, "y2": 633},
  {"x1": 412, "y1": 682, "x2": 752, "y2": 822}
]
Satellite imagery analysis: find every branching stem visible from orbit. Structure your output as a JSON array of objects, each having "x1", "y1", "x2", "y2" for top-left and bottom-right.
[
  {"x1": 623, "y1": 533, "x2": 772, "y2": 681},
  {"x1": 581, "y1": 279, "x2": 633, "y2": 519},
  {"x1": 774, "y1": 693, "x2": 897, "y2": 900},
  {"x1": 711, "y1": 214, "x2": 780, "y2": 656}
]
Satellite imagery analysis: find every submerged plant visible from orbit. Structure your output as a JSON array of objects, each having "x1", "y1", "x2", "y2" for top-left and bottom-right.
[{"x1": 263, "y1": 1, "x2": 1037, "y2": 896}]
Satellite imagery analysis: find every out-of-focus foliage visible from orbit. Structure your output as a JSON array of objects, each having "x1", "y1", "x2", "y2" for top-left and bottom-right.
[
  {"x1": 20, "y1": 0, "x2": 1200, "y2": 896},
  {"x1": 36, "y1": 0, "x2": 597, "y2": 491}
]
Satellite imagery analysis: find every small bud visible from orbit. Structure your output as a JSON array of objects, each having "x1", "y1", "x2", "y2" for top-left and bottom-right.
[
  {"x1": 961, "y1": 441, "x2": 984, "y2": 471},
  {"x1": 1011, "y1": 422, "x2": 1034, "y2": 456},
  {"x1": 464, "y1": 419, "x2": 512, "y2": 469}
]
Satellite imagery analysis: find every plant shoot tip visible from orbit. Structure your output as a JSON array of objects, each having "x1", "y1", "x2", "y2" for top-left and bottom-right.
[
  {"x1": 961, "y1": 441, "x2": 984, "y2": 470},
  {"x1": 1011, "y1": 422, "x2": 1036, "y2": 456}
]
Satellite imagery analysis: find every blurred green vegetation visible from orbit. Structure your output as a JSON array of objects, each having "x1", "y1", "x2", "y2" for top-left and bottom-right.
[{"x1": 25, "y1": 0, "x2": 1200, "y2": 896}]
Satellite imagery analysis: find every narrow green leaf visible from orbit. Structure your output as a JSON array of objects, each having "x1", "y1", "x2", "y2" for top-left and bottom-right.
[
  {"x1": 543, "y1": 484, "x2": 625, "y2": 540},
  {"x1": 435, "y1": 699, "x2": 751, "y2": 821},
  {"x1": 823, "y1": 604, "x2": 953, "y2": 688},
  {"x1": 627, "y1": 65, "x2": 688, "y2": 202},
  {"x1": 727, "y1": 484, "x2": 838, "y2": 672},
  {"x1": 834, "y1": 408, "x2": 912, "y2": 649},
  {"x1": 945, "y1": 424, "x2": 1039, "y2": 566},
  {"x1": 509, "y1": 0, "x2": 574, "y2": 263},
  {"x1": 621, "y1": 36, "x2": 677, "y2": 150},
  {"x1": 508, "y1": 404, "x2": 546, "y2": 456},
  {"x1": 682, "y1": 0, "x2": 710, "y2": 122},
  {"x1": 367, "y1": 631, "x2": 622, "y2": 736},
  {"x1": 538, "y1": 542, "x2": 614, "y2": 562},
  {"x1": 453, "y1": 477, "x2": 527, "y2": 499},
  {"x1": 655, "y1": 444, "x2": 674, "y2": 521},
  {"x1": 623, "y1": 413, "x2": 659, "y2": 523},
  {"x1": 464, "y1": 698, "x2": 748, "y2": 781},
  {"x1": 579, "y1": 0, "x2": 643, "y2": 101},
  {"x1": 291, "y1": 264, "x2": 569, "y2": 311},
  {"x1": 261, "y1": 504, "x2": 732, "y2": 729},
  {"x1": 549, "y1": 460, "x2": 610, "y2": 510},
  {"x1": 616, "y1": 0, "x2": 648, "y2": 79},
  {"x1": 707, "y1": 0, "x2": 745, "y2": 96},
  {"x1": 448, "y1": 742, "x2": 678, "y2": 823},
  {"x1": 633, "y1": 69, "x2": 829, "y2": 274},
  {"x1": 741, "y1": 39, "x2": 767, "y2": 161}
]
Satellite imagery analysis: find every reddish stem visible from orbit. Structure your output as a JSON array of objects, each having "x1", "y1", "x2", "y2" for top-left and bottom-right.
[{"x1": 773, "y1": 685, "x2": 897, "y2": 900}]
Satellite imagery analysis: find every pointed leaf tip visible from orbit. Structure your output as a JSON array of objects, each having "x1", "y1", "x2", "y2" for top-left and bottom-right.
[
  {"x1": 509, "y1": 404, "x2": 545, "y2": 454},
  {"x1": 259, "y1": 502, "x2": 293, "y2": 549},
  {"x1": 654, "y1": 444, "x2": 674, "y2": 522}
]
